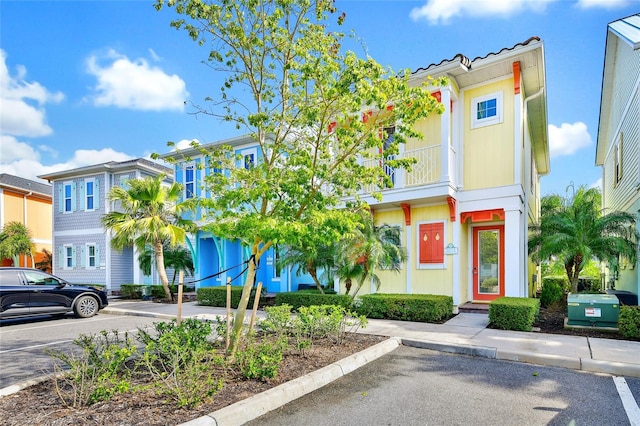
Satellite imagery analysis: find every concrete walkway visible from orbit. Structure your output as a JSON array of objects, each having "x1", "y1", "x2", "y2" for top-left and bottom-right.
[{"x1": 68, "y1": 301, "x2": 640, "y2": 424}]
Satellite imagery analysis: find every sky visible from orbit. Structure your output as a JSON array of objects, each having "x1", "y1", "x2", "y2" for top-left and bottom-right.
[{"x1": 1, "y1": 0, "x2": 639, "y2": 196}]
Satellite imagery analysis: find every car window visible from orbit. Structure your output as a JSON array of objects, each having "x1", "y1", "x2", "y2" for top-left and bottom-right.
[
  {"x1": 0, "y1": 270, "x2": 21, "y2": 285},
  {"x1": 23, "y1": 270, "x2": 62, "y2": 286}
]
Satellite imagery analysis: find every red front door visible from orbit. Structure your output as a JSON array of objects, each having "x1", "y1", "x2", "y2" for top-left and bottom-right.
[{"x1": 473, "y1": 225, "x2": 505, "y2": 301}]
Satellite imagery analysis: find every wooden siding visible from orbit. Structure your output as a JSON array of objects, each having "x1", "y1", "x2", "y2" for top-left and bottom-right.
[
  {"x1": 604, "y1": 87, "x2": 640, "y2": 212},
  {"x1": 463, "y1": 79, "x2": 515, "y2": 190}
]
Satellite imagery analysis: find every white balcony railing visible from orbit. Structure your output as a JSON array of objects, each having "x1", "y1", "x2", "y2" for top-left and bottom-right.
[{"x1": 362, "y1": 144, "x2": 442, "y2": 193}]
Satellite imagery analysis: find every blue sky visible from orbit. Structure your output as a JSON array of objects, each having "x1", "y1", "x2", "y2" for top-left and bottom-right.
[{"x1": 1, "y1": 0, "x2": 639, "y2": 196}]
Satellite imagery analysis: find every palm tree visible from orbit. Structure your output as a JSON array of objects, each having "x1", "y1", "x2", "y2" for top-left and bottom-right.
[
  {"x1": 0, "y1": 221, "x2": 34, "y2": 267},
  {"x1": 279, "y1": 243, "x2": 337, "y2": 293},
  {"x1": 529, "y1": 186, "x2": 638, "y2": 293},
  {"x1": 102, "y1": 175, "x2": 196, "y2": 301},
  {"x1": 337, "y1": 213, "x2": 407, "y2": 299},
  {"x1": 138, "y1": 244, "x2": 195, "y2": 285}
]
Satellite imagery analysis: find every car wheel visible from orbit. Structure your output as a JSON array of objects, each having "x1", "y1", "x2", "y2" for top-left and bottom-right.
[{"x1": 74, "y1": 295, "x2": 99, "y2": 318}]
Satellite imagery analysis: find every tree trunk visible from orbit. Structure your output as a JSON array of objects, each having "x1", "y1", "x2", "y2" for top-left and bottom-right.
[
  {"x1": 308, "y1": 265, "x2": 325, "y2": 294},
  {"x1": 155, "y1": 240, "x2": 173, "y2": 301},
  {"x1": 227, "y1": 244, "x2": 259, "y2": 357}
]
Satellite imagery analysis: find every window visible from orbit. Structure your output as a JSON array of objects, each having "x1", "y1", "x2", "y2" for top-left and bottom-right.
[
  {"x1": 65, "y1": 245, "x2": 74, "y2": 269},
  {"x1": 185, "y1": 164, "x2": 195, "y2": 199},
  {"x1": 64, "y1": 182, "x2": 73, "y2": 212},
  {"x1": 471, "y1": 91, "x2": 503, "y2": 129},
  {"x1": 273, "y1": 246, "x2": 281, "y2": 279},
  {"x1": 382, "y1": 126, "x2": 396, "y2": 186},
  {"x1": 418, "y1": 222, "x2": 445, "y2": 266},
  {"x1": 244, "y1": 153, "x2": 255, "y2": 169},
  {"x1": 86, "y1": 180, "x2": 94, "y2": 210},
  {"x1": 119, "y1": 175, "x2": 130, "y2": 190},
  {"x1": 614, "y1": 132, "x2": 623, "y2": 186},
  {"x1": 87, "y1": 244, "x2": 97, "y2": 268}
]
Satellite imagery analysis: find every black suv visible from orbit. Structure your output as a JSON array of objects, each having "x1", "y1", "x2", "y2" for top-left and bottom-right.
[{"x1": 0, "y1": 267, "x2": 108, "y2": 319}]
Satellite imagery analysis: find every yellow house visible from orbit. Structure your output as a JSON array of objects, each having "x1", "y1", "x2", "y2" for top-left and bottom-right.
[
  {"x1": 350, "y1": 37, "x2": 549, "y2": 309},
  {"x1": 0, "y1": 174, "x2": 53, "y2": 269}
]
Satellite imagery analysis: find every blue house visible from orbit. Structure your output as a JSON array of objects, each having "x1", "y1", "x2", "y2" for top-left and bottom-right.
[{"x1": 162, "y1": 135, "x2": 310, "y2": 293}]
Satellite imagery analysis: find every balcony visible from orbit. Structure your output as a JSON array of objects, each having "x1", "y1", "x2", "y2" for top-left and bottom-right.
[{"x1": 362, "y1": 143, "x2": 454, "y2": 194}]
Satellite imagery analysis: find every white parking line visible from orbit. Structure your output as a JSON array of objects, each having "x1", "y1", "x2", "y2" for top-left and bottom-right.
[
  {"x1": 0, "y1": 340, "x2": 73, "y2": 354},
  {"x1": 614, "y1": 376, "x2": 640, "y2": 426},
  {"x1": 0, "y1": 315, "x2": 115, "y2": 333}
]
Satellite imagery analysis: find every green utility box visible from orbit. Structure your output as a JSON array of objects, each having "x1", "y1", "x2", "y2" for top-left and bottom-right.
[{"x1": 567, "y1": 294, "x2": 619, "y2": 328}]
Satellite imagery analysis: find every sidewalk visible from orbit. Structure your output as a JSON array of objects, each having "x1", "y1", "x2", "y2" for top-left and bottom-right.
[{"x1": 102, "y1": 299, "x2": 640, "y2": 426}]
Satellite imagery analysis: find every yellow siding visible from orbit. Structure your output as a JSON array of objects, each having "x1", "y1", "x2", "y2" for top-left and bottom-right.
[
  {"x1": 410, "y1": 204, "x2": 454, "y2": 297},
  {"x1": 27, "y1": 197, "x2": 52, "y2": 241},
  {"x1": 372, "y1": 209, "x2": 407, "y2": 295},
  {"x1": 3, "y1": 192, "x2": 25, "y2": 223},
  {"x1": 407, "y1": 114, "x2": 441, "y2": 151},
  {"x1": 464, "y1": 79, "x2": 515, "y2": 190}
]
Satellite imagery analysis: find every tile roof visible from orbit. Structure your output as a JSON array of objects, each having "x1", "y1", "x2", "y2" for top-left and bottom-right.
[
  {"x1": 0, "y1": 174, "x2": 52, "y2": 196},
  {"x1": 412, "y1": 36, "x2": 541, "y2": 75}
]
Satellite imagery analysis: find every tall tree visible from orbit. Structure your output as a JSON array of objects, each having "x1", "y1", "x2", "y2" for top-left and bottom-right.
[
  {"x1": 529, "y1": 186, "x2": 638, "y2": 293},
  {"x1": 337, "y1": 213, "x2": 407, "y2": 299},
  {"x1": 102, "y1": 175, "x2": 196, "y2": 301},
  {"x1": 156, "y1": 0, "x2": 444, "y2": 355},
  {"x1": 0, "y1": 221, "x2": 34, "y2": 266}
]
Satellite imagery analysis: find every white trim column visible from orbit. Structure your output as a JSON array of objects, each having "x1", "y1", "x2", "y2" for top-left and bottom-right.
[
  {"x1": 440, "y1": 88, "x2": 451, "y2": 183},
  {"x1": 504, "y1": 208, "x2": 523, "y2": 296}
]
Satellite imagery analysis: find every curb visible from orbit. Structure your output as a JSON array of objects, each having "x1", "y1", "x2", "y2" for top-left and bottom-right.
[
  {"x1": 101, "y1": 307, "x2": 176, "y2": 320},
  {"x1": 179, "y1": 338, "x2": 401, "y2": 426}
]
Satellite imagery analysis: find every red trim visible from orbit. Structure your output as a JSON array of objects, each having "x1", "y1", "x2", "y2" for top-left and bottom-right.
[
  {"x1": 513, "y1": 62, "x2": 521, "y2": 95},
  {"x1": 460, "y1": 209, "x2": 505, "y2": 223},
  {"x1": 431, "y1": 90, "x2": 441, "y2": 102},
  {"x1": 472, "y1": 225, "x2": 505, "y2": 301},
  {"x1": 362, "y1": 111, "x2": 373, "y2": 123},
  {"x1": 328, "y1": 121, "x2": 337, "y2": 133},
  {"x1": 446, "y1": 197, "x2": 456, "y2": 222},
  {"x1": 400, "y1": 203, "x2": 411, "y2": 225}
]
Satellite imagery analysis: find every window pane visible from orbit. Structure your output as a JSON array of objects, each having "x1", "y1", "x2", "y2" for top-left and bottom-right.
[
  {"x1": 477, "y1": 99, "x2": 497, "y2": 120},
  {"x1": 86, "y1": 181, "x2": 93, "y2": 196}
]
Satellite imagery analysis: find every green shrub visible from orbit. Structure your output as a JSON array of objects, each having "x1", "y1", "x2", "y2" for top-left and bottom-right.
[
  {"x1": 540, "y1": 280, "x2": 563, "y2": 308},
  {"x1": 235, "y1": 336, "x2": 288, "y2": 380},
  {"x1": 542, "y1": 276, "x2": 570, "y2": 293},
  {"x1": 46, "y1": 330, "x2": 137, "y2": 407},
  {"x1": 260, "y1": 304, "x2": 294, "y2": 339},
  {"x1": 489, "y1": 297, "x2": 540, "y2": 332},
  {"x1": 197, "y1": 285, "x2": 265, "y2": 308},
  {"x1": 120, "y1": 284, "x2": 143, "y2": 299},
  {"x1": 275, "y1": 292, "x2": 352, "y2": 311},
  {"x1": 618, "y1": 306, "x2": 640, "y2": 339},
  {"x1": 136, "y1": 319, "x2": 224, "y2": 408},
  {"x1": 356, "y1": 293, "x2": 453, "y2": 323}
]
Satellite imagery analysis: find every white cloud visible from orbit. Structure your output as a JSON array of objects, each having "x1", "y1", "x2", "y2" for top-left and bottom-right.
[
  {"x1": 0, "y1": 135, "x2": 41, "y2": 163},
  {"x1": 85, "y1": 49, "x2": 188, "y2": 111},
  {"x1": 1, "y1": 144, "x2": 135, "y2": 183},
  {"x1": 0, "y1": 49, "x2": 64, "y2": 137},
  {"x1": 576, "y1": 0, "x2": 630, "y2": 9},
  {"x1": 410, "y1": 0, "x2": 558, "y2": 24},
  {"x1": 548, "y1": 122, "x2": 592, "y2": 158}
]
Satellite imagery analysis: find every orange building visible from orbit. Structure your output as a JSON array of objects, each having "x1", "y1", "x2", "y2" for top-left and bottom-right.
[{"x1": 0, "y1": 174, "x2": 53, "y2": 269}]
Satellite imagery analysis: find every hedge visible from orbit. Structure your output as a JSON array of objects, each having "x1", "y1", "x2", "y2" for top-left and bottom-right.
[
  {"x1": 489, "y1": 297, "x2": 540, "y2": 331},
  {"x1": 119, "y1": 283, "x2": 195, "y2": 299},
  {"x1": 197, "y1": 285, "x2": 265, "y2": 308},
  {"x1": 618, "y1": 306, "x2": 640, "y2": 339},
  {"x1": 356, "y1": 293, "x2": 453, "y2": 323},
  {"x1": 540, "y1": 280, "x2": 563, "y2": 308},
  {"x1": 274, "y1": 292, "x2": 352, "y2": 311}
]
